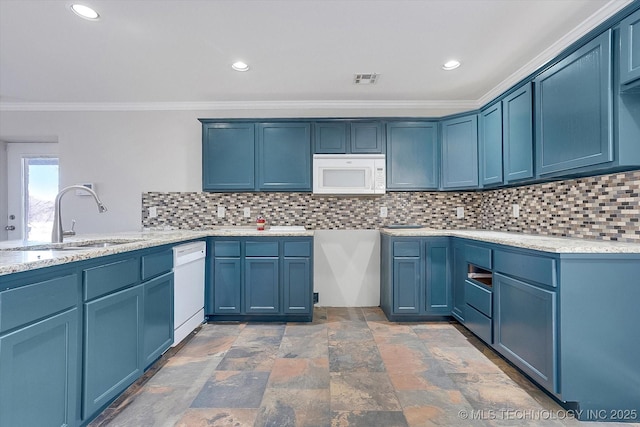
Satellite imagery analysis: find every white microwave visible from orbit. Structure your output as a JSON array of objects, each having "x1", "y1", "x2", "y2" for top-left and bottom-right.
[{"x1": 313, "y1": 154, "x2": 386, "y2": 195}]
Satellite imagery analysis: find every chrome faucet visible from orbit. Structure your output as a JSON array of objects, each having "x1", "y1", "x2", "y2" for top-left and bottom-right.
[{"x1": 52, "y1": 185, "x2": 107, "y2": 243}]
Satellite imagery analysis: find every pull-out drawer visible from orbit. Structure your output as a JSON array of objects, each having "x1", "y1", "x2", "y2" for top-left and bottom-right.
[
  {"x1": 393, "y1": 241, "x2": 420, "y2": 257},
  {"x1": 0, "y1": 273, "x2": 78, "y2": 333},
  {"x1": 83, "y1": 258, "x2": 139, "y2": 301},
  {"x1": 494, "y1": 250, "x2": 556, "y2": 287},
  {"x1": 465, "y1": 280, "x2": 492, "y2": 318},
  {"x1": 141, "y1": 249, "x2": 173, "y2": 281},
  {"x1": 466, "y1": 244, "x2": 492, "y2": 269},
  {"x1": 283, "y1": 241, "x2": 311, "y2": 257},
  {"x1": 465, "y1": 305, "x2": 492, "y2": 344},
  {"x1": 246, "y1": 241, "x2": 279, "y2": 257},
  {"x1": 214, "y1": 241, "x2": 241, "y2": 257}
]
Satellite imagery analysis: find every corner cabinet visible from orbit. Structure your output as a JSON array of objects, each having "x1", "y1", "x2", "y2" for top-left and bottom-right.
[
  {"x1": 207, "y1": 236, "x2": 314, "y2": 322},
  {"x1": 380, "y1": 234, "x2": 451, "y2": 321},
  {"x1": 441, "y1": 114, "x2": 479, "y2": 189},
  {"x1": 386, "y1": 121, "x2": 439, "y2": 190},
  {"x1": 535, "y1": 31, "x2": 613, "y2": 176},
  {"x1": 502, "y1": 82, "x2": 534, "y2": 183}
]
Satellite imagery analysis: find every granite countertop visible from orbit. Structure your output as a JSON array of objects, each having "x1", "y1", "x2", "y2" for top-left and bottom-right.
[
  {"x1": 0, "y1": 227, "x2": 314, "y2": 276},
  {"x1": 380, "y1": 228, "x2": 640, "y2": 254}
]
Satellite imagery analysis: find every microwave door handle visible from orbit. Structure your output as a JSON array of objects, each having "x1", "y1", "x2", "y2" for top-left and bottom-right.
[{"x1": 369, "y1": 168, "x2": 374, "y2": 190}]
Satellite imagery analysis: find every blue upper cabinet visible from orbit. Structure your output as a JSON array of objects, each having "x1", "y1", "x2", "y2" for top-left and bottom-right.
[
  {"x1": 479, "y1": 102, "x2": 503, "y2": 187},
  {"x1": 620, "y1": 8, "x2": 640, "y2": 87},
  {"x1": 535, "y1": 31, "x2": 613, "y2": 176},
  {"x1": 441, "y1": 114, "x2": 479, "y2": 189},
  {"x1": 350, "y1": 121, "x2": 384, "y2": 153},
  {"x1": 313, "y1": 120, "x2": 383, "y2": 154},
  {"x1": 503, "y1": 82, "x2": 534, "y2": 183},
  {"x1": 257, "y1": 122, "x2": 312, "y2": 191},
  {"x1": 202, "y1": 123, "x2": 255, "y2": 191},
  {"x1": 314, "y1": 121, "x2": 348, "y2": 153},
  {"x1": 386, "y1": 121, "x2": 439, "y2": 190}
]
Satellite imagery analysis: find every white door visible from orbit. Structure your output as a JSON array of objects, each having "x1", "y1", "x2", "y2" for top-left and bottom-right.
[{"x1": 6, "y1": 143, "x2": 59, "y2": 241}]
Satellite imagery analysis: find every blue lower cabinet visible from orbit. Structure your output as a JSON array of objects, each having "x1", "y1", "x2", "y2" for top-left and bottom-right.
[
  {"x1": 208, "y1": 237, "x2": 313, "y2": 320},
  {"x1": 393, "y1": 257, "x2": 421, "y2": 314},
  {"x1": 451, "y1": 242, "x2": 466, "y2": 322},
  {"x1": 0, "y1": 308, "x2": 79, "y2": 427},
  {"x1": 493, "y1": 273, "x2": 556, "y2": 393},
  {"x1": 381, "y1": 235, "x2": 451, "y2": 320},
  {"x1": 245, "y1": 258, "x2": 280, "y2": 313},
  {"x1": 425, "y1": 239, "x2": 452, "y2": 314},
  {"x1": 283, "y1": 258, "x2": 311, "y2": 313},
  {"x1": 213, "y1": 257, "x2": 242, "y2": 314},
  {"x1": 83, "y1": 285, "x2": 143, "y2": 418},
  {"x1": 142, "y1": 272, "x2": 174, "y2": 368}
]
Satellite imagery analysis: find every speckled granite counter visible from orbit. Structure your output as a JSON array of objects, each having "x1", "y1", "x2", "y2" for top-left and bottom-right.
[
  {"x1": 380, "y1": 228, "x2": 640, "y2": 254},
  {"x1": 0, "y1": 227, "x2": 314, "y2": 276}
]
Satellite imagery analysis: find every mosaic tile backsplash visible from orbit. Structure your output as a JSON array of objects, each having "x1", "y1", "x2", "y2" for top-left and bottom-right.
[{"x1": 142, "y1": 170, "x2": 640, "y2": 243}]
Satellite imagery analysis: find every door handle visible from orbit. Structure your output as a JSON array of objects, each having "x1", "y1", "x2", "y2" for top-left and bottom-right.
[{"x1": 5, "y1": 225, "x2": 15, "y2": 231}]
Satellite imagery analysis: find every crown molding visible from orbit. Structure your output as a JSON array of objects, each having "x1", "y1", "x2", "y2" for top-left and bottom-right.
[
  {"x1": 0, "y1": 99, "x2": 478, "y2": 115},
  {"x1": 478, "y1": 0, "x2": 635, "y2": 106}
]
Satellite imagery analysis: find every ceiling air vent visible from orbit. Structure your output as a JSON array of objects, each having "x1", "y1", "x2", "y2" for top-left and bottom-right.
[{"x1": 353, "y1": 73, "x2": 379, "y2": 85}]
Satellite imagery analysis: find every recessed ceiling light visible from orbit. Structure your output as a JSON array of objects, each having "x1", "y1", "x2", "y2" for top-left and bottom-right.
[
  {"x1": 442, "y1": 60, "x2": 461, "y2": 71},
  {"x1": 70, "y1": 4, "x2": 100, "y2": 20},
  {"x1": 232, "y1": 61, "x2": 250, "y2": 72}
]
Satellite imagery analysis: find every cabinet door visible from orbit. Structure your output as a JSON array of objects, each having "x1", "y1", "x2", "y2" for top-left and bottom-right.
[
  {"x1": 283, "y1": 258, "x2": 311, "y2": 314},
  {"x1": 142, "y1": 272, "x2": 173, "y2": 368},
  {"x1": 83, "y1": 285, "x2": 143, "y2": 418},
  {"x1": 494, "y1": 273, "x2": 557, "y2": 393},
  {"x1": 479, "y1": 103, "x2": 503, "y2": 186},
  {"x1": 441, "y1": 114, "x2": 479, "y2": 189},
  {"x1": 535, "y1": 31, "x2": 613, "y2": 176},
  {"x1": 350, "y1": 121, "x2": 384, "y2": 153},
  {"x1": 314, "y1": 122, "x2": 347, "y2": 153},
  {"x1": 257, "y1": 122, "x2": 311, "y2": 191},
  {"x1": 386, "y1": 121, "x2": 439, "y2": 190},
  {"x1": 451, "y1": 242, "x2": 466, "y2": 322},
  {"x1": 202, "y1": 123, "x2": 255, "y2": 191},
  {"x1": 503, "y1": 83, "x2": 533, "y2": 182},
  {"x1": 393, "y1": 257, "x2": 421, "y2": 314},
  {"x1": 424, "y1": 239, "x2": 451, "y2": 315},
  {"x1": 0, "y1": 308, "x2": 79, "y2": 427},
  {"x1": 620, "y1": 9, "x2": 640, "y2": 86},
  {"x1": 213, "y1": 258, "x2": 241, "y2": 314},
  {"x1": 245, "y1": 258, "x2": 280, "y2": 313}
]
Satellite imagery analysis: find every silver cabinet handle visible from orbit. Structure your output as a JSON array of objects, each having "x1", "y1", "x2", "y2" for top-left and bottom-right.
[{"x1": 5, "y1": 225, "x2": 15, "y2": 231}]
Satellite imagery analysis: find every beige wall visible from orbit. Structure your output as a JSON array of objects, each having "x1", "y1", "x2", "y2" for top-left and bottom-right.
[{"x1": 0, "y1": 141, "x2": 7, "y2": 240}]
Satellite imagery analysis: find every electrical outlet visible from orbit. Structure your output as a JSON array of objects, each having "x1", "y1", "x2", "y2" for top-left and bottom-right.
[
  {"x1": 243, "y1": 207, "x2": 251, "y2": 218},
  {"x1": 217, "y1": 206, "x2": 226, "y2": 218},
  {"x1": 380, "y1": 206, "x2": 388, "y2": 218},
  {"x1": 313, "y1": 292, "x2": 319, "y2": 304},
  {"x1": 512, "y1": 203, "x2": 520, "y2": 218},
  {"x1": 148, "y1": 206, "x2": 157, "y2": 218},
  {"x1": 456, "y1": 206, "x2": 464, "y2": 219}
]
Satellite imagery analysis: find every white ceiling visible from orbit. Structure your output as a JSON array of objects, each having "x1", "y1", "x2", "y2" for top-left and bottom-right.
[{"x1": 0, "y1": 0, "x2": 634, "y2": 115}]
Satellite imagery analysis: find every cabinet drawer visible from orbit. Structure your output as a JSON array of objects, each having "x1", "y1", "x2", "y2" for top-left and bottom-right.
[
  {"x1": 465, "y1": 280, "x2": 492, "y2": 318},
  {"x1": 494, "y1": 250, "x2": 556, "y2": 287},
  {"x1": 0, "y1": 274, "x2": 78, "y2": 333},
  {"x1": 284, "y1": 241, "x2": 311, "y2": 257},
  {"x1": 393, "y1": 241, "x2": 420, "y2": 257},
  {"x1": 466, "y1": 244, "x2": 492, "y2": 269},
  {"x1": 141, "y1": 249, "x2": 173, "y2": 281},
  {"x1": 214, "y1": 241, "x2": 240, "y2": 257},
  {"x1": 83, "y1": 258, "x2": 140, "y2": 301},
  {"x1": 246, "y1": 241, "x2": 279, "y2": 257},
  {"x1": 465, "y1": 305, "x2": 492, "y2": 344}
]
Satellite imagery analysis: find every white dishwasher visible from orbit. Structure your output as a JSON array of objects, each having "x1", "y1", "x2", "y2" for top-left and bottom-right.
[{"x1": 172, "y1": 241, "x2": 206, "y2": 347}]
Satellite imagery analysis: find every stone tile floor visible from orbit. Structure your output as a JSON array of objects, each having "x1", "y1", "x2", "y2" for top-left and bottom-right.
[{"x1": 90, "y1": 307, "x2": 639, "y2": 427}]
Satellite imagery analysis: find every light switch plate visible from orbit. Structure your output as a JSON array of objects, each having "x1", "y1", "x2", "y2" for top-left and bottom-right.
[
  {"x1": 148, "y1": 206, "x2": 157, "y2": 218},
  {"x1": 217, "y1": 206, "x2": 226, "y2": 218},
  {"x1": 243, "y1": 207, "x2": 251, "y2": 218},
  {"x1": 512, "y1": 203, "x2": 520, "y2": 218},
  {"x1": 456, "y1": 206, "x2": 464, "y2": 219},
  {"x1": 380, "y1": 207, "x2": 388, "y2": 218}
]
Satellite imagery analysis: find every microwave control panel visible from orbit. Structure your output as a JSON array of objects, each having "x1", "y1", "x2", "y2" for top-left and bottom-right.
[{"x1": 375, "y1": 167, "x2": 385, "y2": 190}]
